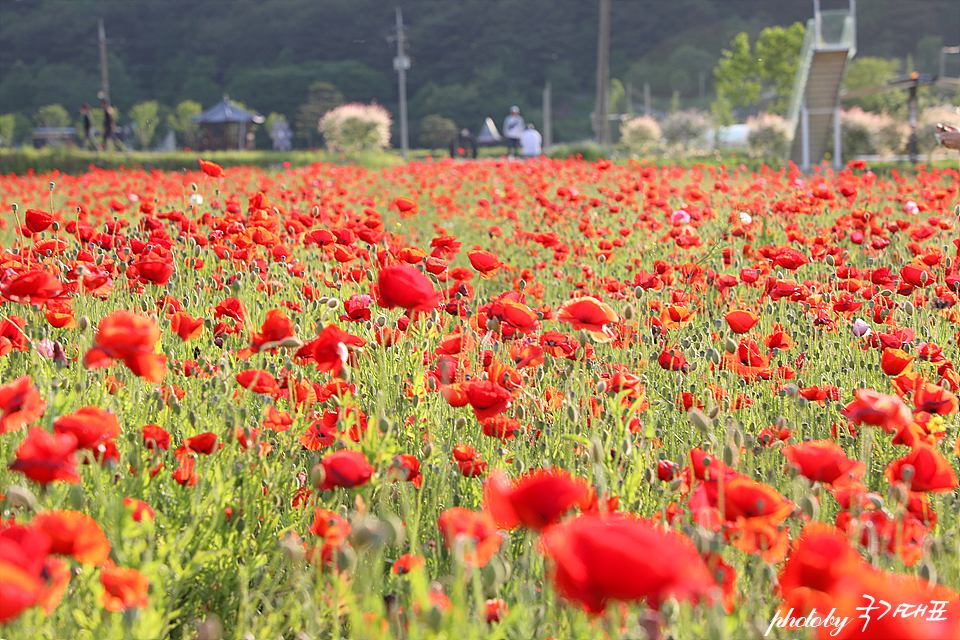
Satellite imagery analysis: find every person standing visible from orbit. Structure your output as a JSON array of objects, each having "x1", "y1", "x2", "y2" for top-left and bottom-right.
[
  {"x1": 80, "y1": 104, "x2": 101, "y2": 151},
  {"x1": 520, "y1": 123, "x2": 542, "y2": 159},
  {"x1": 503, "y1": 105, "x2": 524, "y2": 158},
  {"x1": 101, "y1": 100, "x2": 125, "y2": 151}
]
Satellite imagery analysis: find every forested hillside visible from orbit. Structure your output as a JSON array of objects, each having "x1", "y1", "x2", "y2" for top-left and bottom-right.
[{"x1": 1, "y1": 0, "x2": 957, "y2": 146}]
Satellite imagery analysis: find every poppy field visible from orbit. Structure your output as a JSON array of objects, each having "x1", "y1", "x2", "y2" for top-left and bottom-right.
[{"x1": 0, "y1": 156, "x2": 959, "y2": 640}]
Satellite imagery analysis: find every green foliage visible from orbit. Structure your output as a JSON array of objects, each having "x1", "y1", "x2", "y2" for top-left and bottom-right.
[
  {"x1": 33, "y1": 104, "x2": 71, "y2": 129},
  {"x1": 129, "y1": 101, "x2": 160, "y2": 150},
  {"x1": 713, "y1": 23, "x2": 805, "y2": 115},
  {"x1": 417, "y1": 114, "x2": 457, "y2": 150},
  {"x1": 295, "y1": 82, "x2": 344, "y2": 148},
  {"x1": 546, "y1": 142, "x2": 602, "y2": 161},
  {"x1": 843, "y1": 57, "x2": 905, "y2": 114},
  {"x1": 0, "y1": 113, "x2": 15, "y2": 146},
  {"x1": 167, "y1": 100, "x2": 203, "y2": 148}
]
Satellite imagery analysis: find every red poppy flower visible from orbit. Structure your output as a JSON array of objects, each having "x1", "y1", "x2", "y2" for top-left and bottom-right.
[
  {"x1": 437, "y1": 508, "x2": 502, "y2": 568},
  {"x1": 484, "y1": 468, "x2": 593, "y2": 531},
  {"x1": 393, "y1": 196, "x2": 419, "y2": 218},
  {"x1": 0, "y1": 269, "x2": 64, "y2": 302},
  {"x1": 557, "y1": 297, "x2": 619, "y2": 343},
  {"x1": 122, "y1": 497, "x2": 155, "y2": 522},
  {"x1": 84, "y1": 310, "x2": 166, "y2": 383},
  {"x1": 142, "y1": 423, "x2": 170, "y2": 451},
  {"x1": 308, "y1": 508, "x2": 351, "y2": 546},
  {"x1": 296, "y1": 324, "x2": 366, "y2": 376},
  {"x1": 317, "y1": 449, "x2": 374, "y2": 491},
  {"x1": 782, "y1": 440, "x2": 865, "y2": 485},
  {"x1": 392, "y1": 553, "x2": 424, "y2": 575},
  {"x1": 175, "y1": 432, "x2": 219, "y2": 457},
  {"x1": 235, "y1": 369, "x2": 281, "y2": 396},
  {"x1": 539, "y1": 513, "x2": 715, "y2": 614},
  {"x1": 9, "y1": 428, "x2": 80, "y2": 485},
  {"x1": 53, "y1": 406, "x2": 122, "y2": 450},
  {"x1": 842, "y1": 388, "x2": 913, "y2": 433},
  {"x1": 172, "y1": 456, "x2": 198, "y2": 486},
  {"x1": 198, "y1": 159, "x2": 224, "y2": 178},
  {"x1": 465, "y1": 380, "x2": 512, "y2": 421},
  {"x1": 169, "y1": 311, "x2": 204, "y2": 342},
  {"x1": 724, "y1": 309, "x2": 759, "y2": 334},
  {"x1": 24, "y1": 208, "x2": 54, "y2": 233},
  {"x1": 467, "y1": 250, "x2": 502, "y2": 280},
  {"x1": 881, "y1": 347, "x2": 914, "y2": 376},
  {"x1": 884, "y1": 444, "x2": 958, "y2": 493},
  {"x1": 376, "y1": 265, "x2": 442, "y2": 311},
  {"x1": 0, "y1": 375, "x2": 47, "y2": 434},
  {"x1": 99, "y1": 559, "x2": 149, "y2": 612},
  {"x1": 32, "y1": 510, "x2": 110, "y2": 565}
]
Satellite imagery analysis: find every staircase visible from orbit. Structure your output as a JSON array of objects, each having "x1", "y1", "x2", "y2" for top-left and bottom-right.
[{"x1": 786, "y1": 6, "x2": 857, "y2": 170}]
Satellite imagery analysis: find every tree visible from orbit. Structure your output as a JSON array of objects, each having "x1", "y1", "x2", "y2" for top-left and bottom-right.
[
  {"x1": 713, "y1": 23, "x2": 805, "y2": 116},
  {"x1": 418, "y1": 114, "x2": 457, "y2": 150},
  {"x1": 129, "y1": 101, "x2": 160, "y2": 149},
  {"x1": 34, "y1": 104, "x2": 71, "y2": 128},
  {"x1": 296, "y1": 82, "x2": 344, "y2": 148},
  {"x1": 167, "y1": 100, "x2": 202, "y2": 148},
  {"x1": 843, "y1": 57, "x2": 905, "y2": 114},
  {"x1": 0, "y1": 114, "x2": 15, "y2": 146}
]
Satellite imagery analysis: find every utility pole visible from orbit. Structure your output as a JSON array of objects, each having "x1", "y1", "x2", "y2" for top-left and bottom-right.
[
  {"x1": 98, "y1": 19, "x2": 110, "y2": 102},
  {"x1": 393, "y1": 7, "x2": 410, "y2": 160},
  {"x1": 594, "y1": 0, "x2": 611, "y2": 150},
  {"x1": 542, "y1": 81, "x2": 552, "y2": 151}
]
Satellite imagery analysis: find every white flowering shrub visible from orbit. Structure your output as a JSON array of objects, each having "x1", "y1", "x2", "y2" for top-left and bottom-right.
[
  {"x1": 319, "y1": 102, "x2": 392, "y2": 153},
  {"x1": 745, "y1": 112, "x2": 790, "y2": 158},
  {"x1": 660, "y1": 109, "x2": 713, "y2": 154},
  {"x1": 619, "y1": 115, "x2": 661, "y2": 153}
]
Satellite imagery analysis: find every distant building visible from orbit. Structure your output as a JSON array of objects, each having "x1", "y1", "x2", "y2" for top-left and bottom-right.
[{"x1": 191, "y1": 95, "x2": 265, "y2": 151}]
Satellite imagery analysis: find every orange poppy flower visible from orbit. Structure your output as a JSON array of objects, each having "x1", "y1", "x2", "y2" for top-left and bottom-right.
[
  {"x1": 661, "y1": 303, "x2": 696, "y2": 330},
  {"x1": 724, "y1": 309, "x2": 759, "y2": 334},
  {"x1": 198, "y1": 159, "x2": 224, "y2": 178},
  {"x1": 557, "y1": 297, "x2": 619, "y2": 343},
  {"x1": 170, "y1": 311, "x2": 204, "y2": 342},
  {"x1": 32, "y1": 510, "x2": 111, "y2": 566},
  {"x1": 467, "y1": 250, "x2": 502, "y2": 279},
  {"x1": 885, "y1": 444, "x2": 958, "y2": 493},
  {"x1": 437, "y1": 508, "x2": 502, "y2": 568},
  {"x1": 0, "y1": 375, "x2": 47, "y2": 434},
  {"x1": 99, "y1": 560, "x2": 149, "y2": 612}
]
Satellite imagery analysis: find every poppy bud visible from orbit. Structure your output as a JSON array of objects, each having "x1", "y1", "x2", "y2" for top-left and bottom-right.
[
  {"x1": 78, "y1": 315, "x2": 90, "y2": 331},
  {"x1": 327, "y1": 298, "x2": 340, "y2": 309},
  {"x1": 623, "y1": 304, "x2": 636, "y2": 321},
  {"x1": 723, "y1": 336, "x2": 737, "y2": 354},
  {"x1": 688, "y1": 409, "x2": 710, "y2": 435},
  {"x1": 309, "y1": 463, "x2": 326, "y2": 489},
  {"x1": 825, "y1": 254, "x2": 835, "y2": 266},
  {"x1": 422, "y1": 442, "x2": 434, "y2": 459}
]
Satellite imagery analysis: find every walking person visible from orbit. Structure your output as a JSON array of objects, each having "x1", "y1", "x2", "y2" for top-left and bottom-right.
[
  {"x1": 502, "y1": 105, "x2": 524, "y2": 158},
  {"x1": 80, "y1": 103, "x2": 101, "y2": 151},
  {"x1": 101, "y1": 100, "x2": 125, "y2": 151},
  {"x1": 520, "y1": 123, "x2": 542, "y2": 159}
]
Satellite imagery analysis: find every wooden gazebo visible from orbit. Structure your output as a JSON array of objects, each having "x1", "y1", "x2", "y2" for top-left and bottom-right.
[{"x1": 191, "y1": 95, "x2": 265, "y2": 151}]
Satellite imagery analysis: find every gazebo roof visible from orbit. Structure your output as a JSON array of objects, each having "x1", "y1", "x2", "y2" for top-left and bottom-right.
[{"x1": 192, "y1": 95, "x2": 265, "y2": 124}]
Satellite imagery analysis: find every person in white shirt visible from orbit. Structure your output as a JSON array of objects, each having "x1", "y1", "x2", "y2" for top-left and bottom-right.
[
  {"x1": 503, "y1": 106, "x2": 524, "y2": 157},
  {"x1": 520, "y1": 123, "x2": 542, "y2": 159}
]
